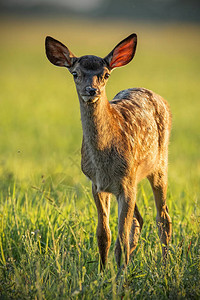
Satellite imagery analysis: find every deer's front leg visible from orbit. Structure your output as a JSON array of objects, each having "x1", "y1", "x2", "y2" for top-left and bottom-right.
[
  {"x1": 92, "y1": 184, "x2": 111, "y2": 271},
  {"x1": 129, "y1": 204, "x2": 143, "y2": 256},
  {"x1": 115, "y1": 188, "x2": 136, "y2": 268}
]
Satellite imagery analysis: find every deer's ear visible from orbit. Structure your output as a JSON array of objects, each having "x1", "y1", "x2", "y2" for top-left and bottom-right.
[
  {"x1": 45, "y1": 36, "x2": 77, "y2": 68},
  {"x1": 104, "y1": 34, "x2": 137, "y2": 70}
]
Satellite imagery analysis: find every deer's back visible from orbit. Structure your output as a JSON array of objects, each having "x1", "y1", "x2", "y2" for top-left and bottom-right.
[
  {"x1": 110, "y1": 87, "x2": 171, "y2": 179},
  {"x1": 111, "y1": 87, "x2": 171, "y2": 152},
  {"x1": 111, "y1": 88, "x2": 171, "y2": 132}
]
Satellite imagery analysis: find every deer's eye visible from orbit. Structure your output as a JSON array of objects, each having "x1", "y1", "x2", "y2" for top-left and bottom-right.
[
  {"x1": 104, "y1": 73, "x2": 110, "y2": 79},
  {"x1": 72, "y1": 71, "x2": 78, "y2": 79}
]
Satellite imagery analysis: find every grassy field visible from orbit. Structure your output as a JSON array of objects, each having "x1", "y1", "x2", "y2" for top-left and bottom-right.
[{"x1": 0, "y1": 17, "x2": 199, "y2": 299}]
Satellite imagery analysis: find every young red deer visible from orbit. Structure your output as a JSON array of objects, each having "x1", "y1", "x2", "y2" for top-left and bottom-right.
[{"x1": 45, "y1": 34, "x2": 172, "y2": 270}]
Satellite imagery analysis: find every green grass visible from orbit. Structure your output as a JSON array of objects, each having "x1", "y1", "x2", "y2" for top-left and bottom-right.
[{"x1": 0, "y1": 17, "x2": 200, "y2": 299}]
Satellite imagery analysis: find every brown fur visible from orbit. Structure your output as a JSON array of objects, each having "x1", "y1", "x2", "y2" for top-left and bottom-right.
[{"x1": 45, "y1": 34, "x2": 172, "y2": 270}]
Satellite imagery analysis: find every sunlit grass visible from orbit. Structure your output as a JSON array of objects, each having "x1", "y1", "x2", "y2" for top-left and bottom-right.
[{"x1": 0, "y1": 17, "x2": 199, "y2": 299}]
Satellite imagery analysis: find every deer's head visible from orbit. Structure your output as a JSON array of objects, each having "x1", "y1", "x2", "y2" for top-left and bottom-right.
[{"x1": 45, "y1": 34, "x2": 137, "y2": 104}]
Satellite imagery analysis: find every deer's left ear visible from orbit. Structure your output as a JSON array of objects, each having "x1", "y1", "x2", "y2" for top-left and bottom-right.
[{"x1": 104, "y1": 34, "x2": 137, "y2": 70}]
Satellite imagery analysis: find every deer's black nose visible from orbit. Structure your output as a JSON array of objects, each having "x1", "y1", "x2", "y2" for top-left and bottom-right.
[{"x1": 85, "y1": 86, "x2": 97, "y2": 96}]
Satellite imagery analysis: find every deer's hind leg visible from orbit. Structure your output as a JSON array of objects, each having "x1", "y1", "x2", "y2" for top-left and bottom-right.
[
  {"x1": 92, "y1": 184, "x2": 111, "y2": 271},
  {"x1": 148, "y1": 166, "x2": 172, "y2": 258}
]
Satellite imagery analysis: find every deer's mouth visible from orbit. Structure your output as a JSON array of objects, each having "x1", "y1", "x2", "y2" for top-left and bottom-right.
[{"x1": 81, "y1": 95, "x2": 99, "y2": 103}]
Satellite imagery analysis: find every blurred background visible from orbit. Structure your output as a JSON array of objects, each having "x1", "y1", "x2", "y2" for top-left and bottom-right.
[
  {"x1": 0, "y1": 0, "x2": 199, "y2": 196},
  {"x1": 1, "y1": 0, "x2": 200, "y2": 22}
]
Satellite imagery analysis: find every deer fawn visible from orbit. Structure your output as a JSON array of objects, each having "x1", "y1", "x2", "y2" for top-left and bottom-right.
[{"x1": 45, "y1": 33, "x2": 172, "y2": 270}]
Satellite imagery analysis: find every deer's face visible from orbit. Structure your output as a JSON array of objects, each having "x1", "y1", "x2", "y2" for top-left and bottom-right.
[
  {"x1": 69, "y1": 55, "x2": 110, "y2": 103},
  {"x1": 45, "y1": 34, "x2": 137, "y2": 103}
]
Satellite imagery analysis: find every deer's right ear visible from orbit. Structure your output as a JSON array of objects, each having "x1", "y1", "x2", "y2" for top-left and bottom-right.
[{"x1": 45, "y1": 36, "x2": 77, "y2": 68}]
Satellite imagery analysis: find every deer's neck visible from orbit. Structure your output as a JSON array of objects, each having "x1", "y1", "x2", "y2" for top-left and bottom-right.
[{"x1": 79, "y1": 94, "x2": 115, "y2": 150}]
